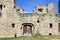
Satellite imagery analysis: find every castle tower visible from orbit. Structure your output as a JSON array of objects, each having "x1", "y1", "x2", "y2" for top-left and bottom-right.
[
  {"x1": 2, "y1": 0, "x2": 16, "y2": 23},
  {"x1": 48, "y1": 2, "x2": 54, "y2": 14},
  {"x1": 0, "y1": 0, "x2": 3, "y2": 18},
  {"x1": 58, "y1": 0, "x2": 60, "y2": 13},
  {"x1": 3, "y1": 0, "x2": 15, "y2": 12}
]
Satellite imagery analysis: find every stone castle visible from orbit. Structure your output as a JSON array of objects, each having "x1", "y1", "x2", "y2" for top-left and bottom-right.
[{"x1": 0, "y1": 0, "x2": 60, "y2": 38}]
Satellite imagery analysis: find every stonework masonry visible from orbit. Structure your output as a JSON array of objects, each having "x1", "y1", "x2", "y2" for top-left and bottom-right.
[{"x1": 0, "y1": 0, "x2": 60, "y2": 38}]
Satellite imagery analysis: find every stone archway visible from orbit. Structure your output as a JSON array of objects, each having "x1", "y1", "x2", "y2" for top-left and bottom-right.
[{"x1": 22, "y1": 23, "x2": 34, "y2": 36}]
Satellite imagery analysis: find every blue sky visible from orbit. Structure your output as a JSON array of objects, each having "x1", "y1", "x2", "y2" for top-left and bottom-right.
[{"x1": 15, "y1": 0, "x2": 58, "y2": 13}]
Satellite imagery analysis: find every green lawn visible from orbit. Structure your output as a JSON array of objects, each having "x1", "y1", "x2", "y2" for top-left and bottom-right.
[{"x1": 0, "y1": 35, "x2": 60, "y2": 40}]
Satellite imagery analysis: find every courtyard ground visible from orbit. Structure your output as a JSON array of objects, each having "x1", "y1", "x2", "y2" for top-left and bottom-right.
[{"x1": 0, "y1": 35, "x2": 60, "y2": 40}]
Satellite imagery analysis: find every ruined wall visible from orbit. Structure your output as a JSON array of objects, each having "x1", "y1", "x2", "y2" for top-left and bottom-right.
[
  {"x1": 16, "y1": 6, "x2": 24, "y2": 14},
  {"x1": 33, "y1": 5, "x2": 48, "y2": 14},
  {"x1": 18, "y1": 13, "x2": 58, "y2": 35},
  {"x1": 0, "y1": 0, "x2": 59, "y2": 38},
  {"x1": 0, "y1": 0, "x2": 20, "y2": 38},
  {"x1": 33, "y1": 2, "x2": 54, "y2": 14}
]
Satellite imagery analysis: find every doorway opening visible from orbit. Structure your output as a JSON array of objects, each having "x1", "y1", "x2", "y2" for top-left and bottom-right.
[
  {"x1": 22, "y1": 23, "x2": 34, "y2": 35},
  {"x1": 14, "y1": 33, "x2": 17, "y2": 37}
]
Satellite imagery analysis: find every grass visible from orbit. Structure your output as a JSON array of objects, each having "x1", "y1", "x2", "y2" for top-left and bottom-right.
[{"x1": 0, "y1": 35, "x2": 60, "y2": 40}]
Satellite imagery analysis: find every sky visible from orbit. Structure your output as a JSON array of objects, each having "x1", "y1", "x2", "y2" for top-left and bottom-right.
[{"x1": 15, "y1": 0, "x2": 58, "y2": 13}]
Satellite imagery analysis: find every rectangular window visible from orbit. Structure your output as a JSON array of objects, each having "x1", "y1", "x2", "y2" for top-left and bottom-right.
[
  {"x1": 12, "y1": 23, "x2": 15, "y2": 28},
  {"x1": 49, "y1": 33, "x2": 52, "y2": 35},
  {"x1": 38, "y1": 9, "x2": 43, "y2": 12},
  {"x1": 0, "y1": 5, "x2": 2, "y2": 10},
  {"x1": 37, "y1": 20, "x2": 40, "y2": 23},
  {"x1": 49, "y1": 23, "x2": 52, "y2": 28},
  {"x1": 59, "y1": 23, "x2": 60, "y2": 27}
]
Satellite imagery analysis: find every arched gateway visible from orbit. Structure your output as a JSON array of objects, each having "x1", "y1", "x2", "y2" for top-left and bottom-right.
[{"x1": 22, "y1": 23, "x2": 34, "y2": 36}]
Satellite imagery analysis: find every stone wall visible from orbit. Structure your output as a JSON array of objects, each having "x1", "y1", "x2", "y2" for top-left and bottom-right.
[
  {"x1": 33, "y1": 2, "x2": 54, "y2": 14},
  {"x1": 0, "y1": 0, "x2": 59, "y2": 38}
]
